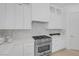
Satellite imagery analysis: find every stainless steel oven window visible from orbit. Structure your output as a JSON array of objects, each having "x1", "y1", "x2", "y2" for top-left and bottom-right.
[{"x1": 38, "y1": 45, "x2": 50, "y2": 53}]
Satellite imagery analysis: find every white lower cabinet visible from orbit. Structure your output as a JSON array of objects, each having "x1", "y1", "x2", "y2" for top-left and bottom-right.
[
  {"x1": 24, "y1": 43, "x2": 34, "y2": 56},
  {"x1": 0, "y1": 44, "x2": 12, "y2": 56},
  {"x1": 0, "y1": 42, "x2": 34, "y2": 56},
  {"x1": 7, "y1": 43, "x2": 23, "y2": 56},
  {"x1": 52, "y1": 35, "x2": 65, "y2": 52},
  {"x1": 0, "y1": 43, "x2": 23, "y2": 56}
]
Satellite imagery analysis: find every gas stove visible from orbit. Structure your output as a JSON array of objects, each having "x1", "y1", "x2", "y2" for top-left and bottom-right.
[{"x1": 32, "y1": 35, "x2": 52, "y2": 56}]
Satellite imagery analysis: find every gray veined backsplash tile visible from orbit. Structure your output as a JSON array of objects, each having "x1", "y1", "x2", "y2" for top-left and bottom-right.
[{"x1": 0, "y1": 29, "x2": 32, "y2": 45}]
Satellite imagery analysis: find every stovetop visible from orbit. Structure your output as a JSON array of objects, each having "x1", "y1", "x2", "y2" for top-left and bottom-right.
[{"x1": 32, "y1": 35, "x2": 51, "y2": 40}]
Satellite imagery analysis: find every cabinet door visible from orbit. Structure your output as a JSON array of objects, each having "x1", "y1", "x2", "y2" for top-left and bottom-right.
[
  {"x1": 7, "y1": 43, "x2": 23, "y2": 56},
  {"x1": 48, "y1": 6, "x2": 56, "y2": 29},
  {"x1": 48, "y1": 6, "x2": 64, "y2": 29},
  {"x1": 15, "y1": 4, "x2": 24, "y2": 29},
  {"x1": 55, "y1": 8, "x2": 63, "y2": 29},
  {"x1": 6, "y1": 4, "x2": 16, "y2": 29},
  {"x1": 24, "y1": 43, "x2": 34, "y2": 56},
  {"x1": 52, "y1": 35, "x2": 65, "y2": 52},
  {"x1": 51, "y1": 14, "x2": 63, "y2": 29},
  {"x1": 32, "y1": 3, "x2": 50, "y2": 22},
  {"x1": 23, "y1": 3, "x2": 32, "y2": 29},
  {"x1": 0, "y1": 44, "x2": 12, "y2": 56},
  {"x1": 0, "y1": 4, "x2": 6, "y2": 29},
  {"x1": 15, "y1": 3, "x2": 32, "y2": 29},
  {"x1": 0, "y1": 43, "x2": 23, "y2": 56},
  {"x1": 0, "y1": 3, "x2": 31, "y2": 29}
]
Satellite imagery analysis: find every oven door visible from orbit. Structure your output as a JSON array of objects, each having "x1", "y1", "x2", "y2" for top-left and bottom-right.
[
  {"x1": 36, "y1": 43, "x2": 52, "y2": 56},
  {"x1": 38, "y1": 45, "x2": 50, "y2": 53}
]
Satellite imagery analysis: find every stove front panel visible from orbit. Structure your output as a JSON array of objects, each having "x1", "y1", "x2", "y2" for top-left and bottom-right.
[{"x1": 34, "y1": 38, "x2": 52, "y2": 56}]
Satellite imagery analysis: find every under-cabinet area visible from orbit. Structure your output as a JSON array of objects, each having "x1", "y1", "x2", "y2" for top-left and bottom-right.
[{"x1": 0, "y1": 3, "x2": 79, "y2": 56}]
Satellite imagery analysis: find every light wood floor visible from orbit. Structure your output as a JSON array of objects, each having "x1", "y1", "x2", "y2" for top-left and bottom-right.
[{"x1": 51, "y1": 49, "x2": 79, "y2": 56}]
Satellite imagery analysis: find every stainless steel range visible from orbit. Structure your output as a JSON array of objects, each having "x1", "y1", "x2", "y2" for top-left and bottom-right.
[{"x1": 33, "y1": 35, "x2": 52, "y2": 56}]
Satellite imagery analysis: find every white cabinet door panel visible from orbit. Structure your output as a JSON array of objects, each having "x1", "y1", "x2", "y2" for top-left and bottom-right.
[
  {"x1": 52, "y1": 36, "x2": 65, "y2": 52},
  {"x1": 32, "y1": 3, "x2": 49, "y2": 22},
  {"x1": 24, "y1": 4, "x2": 32, "y2": 29},
  {"x1": 15, "y1": 4, "x2": 24, "y2": 29},
  {"x1": 24, "y1": 43, "x2": 34, "y2": 56},
  {"x1": 7, "y1": 43, "x2": 23, "y2": 56},
  {"x1": 6, "y1": 4, "x2": 16, "y2": 29},
  {"x1": 15, "y1": 4, "x2": 31, "y2": 29},
  {"x1": 24, "y1": 47, "x2": 34, "y2": 56},
  {"x1": 48, "y1": 6, "x2": 64, "y2": 29},
  {"x1": 0, "y1": 4, "x2": 6, "y2": 29},
  {"x1": 0, "y1": 44, "x2": 13, "y2": 56},
  {"x1": 0, "y1": 3, "x2": 32, "y2": 29}
]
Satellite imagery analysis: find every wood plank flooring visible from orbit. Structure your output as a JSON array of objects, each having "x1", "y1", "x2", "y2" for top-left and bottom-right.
[{"x1": 51, "y1": 49, "x2": 79, "y2": 56}]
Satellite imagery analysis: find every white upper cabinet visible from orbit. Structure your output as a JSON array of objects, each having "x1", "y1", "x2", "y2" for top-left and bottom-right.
[
  {"x1": 0, "y1": 4, "x2": 6, "y2": 29},
  {"x1": 0, "y1": 3, "x2": 32, "y2": 29},
  {"x1": 15, "y1": 4, "x2": 24, "y2": 29},
  {"x1": 6, "y1": 4, "x2": 16, "y2": 29},
  {"x1": 23, "y1": 4, "x2": 32, "y2": 29},
  {"x1": 15, "y1": 3, "x2": 32, "y2": 29},
  {"x1": 7, "y1": 43, "x2": 23, "y2": 56},
  {"x1": 48, "y1": 5, "x2": 64, "y2": 29},
  {"x1": 32, "y1": 3, "x2": 50, "y2": 22}
]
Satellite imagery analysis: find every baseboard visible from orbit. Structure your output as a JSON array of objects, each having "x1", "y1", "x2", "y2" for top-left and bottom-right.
[{"x1": 52, "y1": 48, "x2": 66, "y2": 54}]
